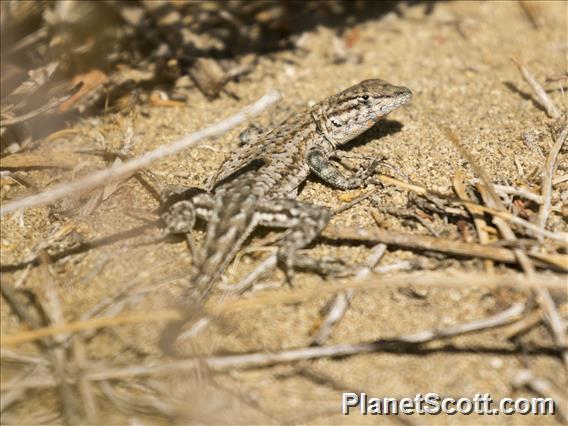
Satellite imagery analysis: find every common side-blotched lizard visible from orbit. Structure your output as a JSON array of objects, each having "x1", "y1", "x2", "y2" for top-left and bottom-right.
[{"x1": 160, "y1": 79, "x2": 412, "y2": 357}]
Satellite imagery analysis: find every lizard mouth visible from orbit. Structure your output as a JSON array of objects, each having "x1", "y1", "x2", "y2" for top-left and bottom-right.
[{"x1": 397, "y1": 87, "x2": 413, "y2": 103}]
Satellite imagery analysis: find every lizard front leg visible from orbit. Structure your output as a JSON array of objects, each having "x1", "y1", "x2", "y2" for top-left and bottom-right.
[
  {"x1": 257, "y1": 199, "x2": 346, "y2": 282},
  {"x1": 306, "y1": 146, "x2": 378, "y2": 190},
  {"x1": 238, "y1": 123, "x2": 267, "y2": 146}
]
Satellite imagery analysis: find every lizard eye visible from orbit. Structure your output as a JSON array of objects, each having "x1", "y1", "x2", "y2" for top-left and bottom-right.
[{"x1": 358, "y1": 95, "x2": 370, "y2": 103}]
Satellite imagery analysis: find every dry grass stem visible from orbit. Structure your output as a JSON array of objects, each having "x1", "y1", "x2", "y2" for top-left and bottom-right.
[
  {"x1": 537, "y1": 124, "x2": 567, "y2": 231},
  {"x1": 0, "y1": 348, "x2": 48, "y2": 365},
  {"x1": 0, "y1": 82, "x2": 83, "y2": 127},
  {"x1": 504, "y1": 306, "x2": 565, "y2": 340},
  {"x1": 2, "y1": 302, "x2": 541, "y2": 390},
  {"x1": 0, "y1": 151, "x2": 83, "y2": 169},
  {"x1": 512, "y1": 369, "x2": 567, "y2": 423},
  {"x1": 311, "y1": 243, "x2": 387, "y2": 345},
  {"x1": 220, "y1": 254, "x2": 278, "y2": 295},
  {"x1": 0, "y1": 389, "x2": 25, "y2": 413},
  {"x1": 478, "y1": 169, "x2": 568, "y2": 370},
  {"x1": 37, "y1": 253, "x2": 79, "y2": 423},
  {"x1": 321, "y1": 224, "x2": 566, "y2": 271},
  {"x1": 72, "y1": 336, "x2": 99, "y2": 423},
  {"x1": 378, "y1": 174, "x2": 566, "y2": 242},
  {"x1": 0, "y1": 90, "x2": 281, "y2": 216},
  {"x1": 492, "y1": 183, "x2": 543, "y2": 204},
  {"x1": 511, "y1": 56, "x2": 561, "y2": 119},
  {"x1": 2, "y1": 271, "x2": 564, "y2": 348},
  {"x1": 441, "y1": 127, "x2": 567, "y2": 367},
  {"x1": 453, "y1": 171, "x2": 495, "y2": 273},
  {"x1": 553, "y1": 174, "x2": 567, "y2": 186}
]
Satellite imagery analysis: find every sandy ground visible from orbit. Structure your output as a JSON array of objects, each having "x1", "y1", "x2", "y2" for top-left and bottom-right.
[{"x1": 1, "y1": 1, "x2": 567, "y2": 425}]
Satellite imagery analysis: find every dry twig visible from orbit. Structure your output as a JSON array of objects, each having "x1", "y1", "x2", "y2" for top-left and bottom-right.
[
  {"x1": 443, "y1": 128, "x2": 568, "y2": 369},
  {"x1": 511, "y1": 56, "x2": 561, "y2": 119},
  {"x1": 512, "y1": 369, "x2": 567, "y2": 423},
  {"x1": 2, "y1": 302, "x2": 542, "y2": 390},
  {"x1": 453, "y1": 171, "x2": 494, "y2": 273},
  {"x1": 378, "y1": 174, "x2": 567, "y2": 242},
  {"x1": 0, "y1": 90, "x2": 281, "y2": 216},
  {"x1": 311, "y1": 243, "x2": 387, "y2": 345},
  {"x1": 2, "y1": 271, "x2": 564, "y2": 347},
  {"x1": 321, "y1": 224, "x2": 566, "y2": 271},
  {"x1": 537, "y1": 124, "x2": 567, "y2": 231}
]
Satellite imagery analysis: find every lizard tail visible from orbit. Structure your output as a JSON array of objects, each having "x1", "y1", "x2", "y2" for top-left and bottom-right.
[{"x1": 160, "y1": 195, "x2": 257, "y2": 357}]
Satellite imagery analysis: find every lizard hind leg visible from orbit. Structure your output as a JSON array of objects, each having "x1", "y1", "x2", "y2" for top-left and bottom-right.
[
  {"x1": 162, "y1": 200, "x2": 198, "y2": 235},
  {"x1": 161, "y1": 188, "x2": 214, "y2": 234},
  {"x1": 257, "y1": 199, "x2": 346, "y2": 284},
  {"x1": 161, "y1": 189, "x2": 215, "y2": 258}
]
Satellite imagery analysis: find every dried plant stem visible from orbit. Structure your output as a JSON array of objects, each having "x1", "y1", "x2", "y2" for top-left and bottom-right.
[
  {"x1": 1, "y1": 303, "x2": 532, "y2": 389},
  {"x1": 507, "y1": 57, "x2": 568, "y2": 368},
  {"x1": 479, "y1": 180, "x2": 567, "y2": 370},
  {"x1": 321, "y1": 224, "x2": 566, "y2": 270},
  {"x1": 492, "y1": 183, "x2": 543, "y2": 204},
  {"x1": 37, "y1": 253, "x2": 78, "y2": 423},
  {"x1": 311, "y1": 243, "x2": 387, "y2": 345},
  {"x1": 511, "y1": 56, "x2": 561, "y2": 119},
  {"x1": 378, "y1": 174, "x2": 566, "y2": 242},
  {"x1": 2, "y1": 271, "x2": 564, "y2": 347},
  {"x1": 453, "y1": 171, "x2": 494, "y2": 273},
  {"x1": 0, "y1": 82, "x2": 83, "y2": 126},
  {"x1": 513, "y1": 369, "x2": 567, "y2": 423},
  {"x1": 445, "y1": 127, "x2": 567, "y2": 369},
  {"x1": 537, "y1": 124, "x2": 567, "y2": 231},
  {"x1": 505, "y1": 307, "x2": 557, "y2": 340},
  {"x1": 220, "y1": 254, "x2": 277, "y2": 295},
  {"x1": 0, "y1": 90, "x2": 281, "y2": 216},
  {"x1": 72, "y1": 336, "x2": 98, "y2": 423}
]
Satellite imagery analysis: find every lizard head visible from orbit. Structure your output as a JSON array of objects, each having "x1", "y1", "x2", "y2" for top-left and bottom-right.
[{"x1": 323, "y1": 79, "x2": 412, "y2": 145}]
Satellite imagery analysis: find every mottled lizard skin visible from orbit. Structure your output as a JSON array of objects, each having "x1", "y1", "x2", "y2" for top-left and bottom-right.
[{"x1": 160, "y1": 79, "x2": 412, "y2": 357}]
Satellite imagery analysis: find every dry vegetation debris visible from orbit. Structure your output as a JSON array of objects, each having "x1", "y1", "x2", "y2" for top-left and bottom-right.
[{"x1": 1, "y1": 1, "x2": 567, "y2": 425}]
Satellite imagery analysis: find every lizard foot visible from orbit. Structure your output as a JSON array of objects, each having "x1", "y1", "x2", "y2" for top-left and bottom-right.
[
  {"x1": 351, "y1": 159, "x2": 380, "y2": 185},
  {"x1": 277, "y1": 251, "x2": 352, "y2": 286},
  {"x1": 162, "y1": 200, "x2": 197, "y2": 234}
]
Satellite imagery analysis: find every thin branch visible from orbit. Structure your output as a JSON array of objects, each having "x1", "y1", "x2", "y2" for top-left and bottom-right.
[
  {"x1": 492, "y1": 183, "x2": 543, "y2": 204},
  {"x1": 0, "y1": 90, "x2": 281, "y2": 216},
  {"x1": 72, "y1": 336, "x2": 98, "y2": 423},
  {"x1": 2, "y1": 271, "x2": 564, "y2": 347},
  {"x1": 512, "y1": 369, "x2": 567, "y2": 423},
  {"x1": 321, "y1": 224, "x2": 566, "y2": 271},
  {"x1": 37, "y1": 252, "x2": 78, "y2": 424},
  {"x1": 442, "y1": 127, "x2": 567, "y2": 368},
  {"x1": 219, "y1": 254, "x2": 277, "y2": 295},
  {"x1": 400, "y1": 303, "x2": 525, "y2": 343},
  {"x1": 0, "y1": 348, "x2": 48, "y2": 365},
  {"x1": 479, "y1": 173, "x2": 568, "y2": 371},
  {"x1": 511, "y1": 56, "x2": 561, "y2": 119},
  {"x1": 378, "y1": 173, "x2": 567, "y2": 242},
  {"x1": 0, "y1": 82, "x2": 83, "y2": 127},
  {"x1": 537, "y1": 124, "x2": 567, "y2": 231},
  {"x1": 2, "y1": 302, "x2": 532, "y2": 388},
  {"x1": 311, "y1": 243, "x2": 387, "y2": 345},
  {"x1": 453, "y1": 171, "x2": 494, "y2": 273}
]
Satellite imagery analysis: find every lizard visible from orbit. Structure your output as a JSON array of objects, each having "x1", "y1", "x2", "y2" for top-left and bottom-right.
[{"x1": 159, "y1": 79, "x2": 412, "y2": 357}]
